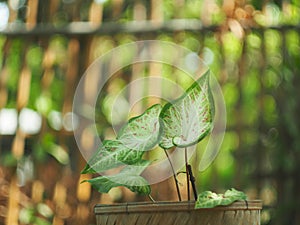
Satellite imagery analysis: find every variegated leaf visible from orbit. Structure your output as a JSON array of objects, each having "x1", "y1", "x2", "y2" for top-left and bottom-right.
[
  {"x1": 195, "y1": 188, "x2": 247, "y2": 209},
  {"x1": 117, "y1": 104, "x2": 162, "y2": 151},
  {"x1": 84, "y1": 160, "x2": 151, "y2": 195},
  {"x1": 81, "y1": 140, "x2": 144, "y2": 174},
  {"x1": 159, "y1": 70, "x2": 214, "y2": 149}
]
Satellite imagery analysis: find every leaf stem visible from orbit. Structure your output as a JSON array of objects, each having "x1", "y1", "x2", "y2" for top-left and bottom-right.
[
  {"x1": 187, "y1": 164, "x2": 198, "y2": 200},
  {"x1": 148, "y1": 194, "x2": 155, "y2": 202},
  {"x1": 164, "y1": 149, "x2": 182, "y2": 201},
  {"x1": 185, "y1": 147, "x2": 190, "y2": 201}
]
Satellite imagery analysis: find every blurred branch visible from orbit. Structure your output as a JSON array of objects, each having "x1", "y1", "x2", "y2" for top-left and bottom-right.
[
  {"x1": 1, "y1": 20, "x2": 300, "y2": 37},
  {"x1": 1, "y1": 20, "x2": 212, "y2": 36}
]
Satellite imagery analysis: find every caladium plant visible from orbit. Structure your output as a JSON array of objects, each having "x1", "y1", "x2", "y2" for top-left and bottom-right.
[
  {"x1": 84, "y1": 160, "x2": 151, "y2": 195},
  {"x1": 195, "y1": 188, "x2": 247, "y2": 208},
  {"x1": 159, "y1": 70, "x2": 214, "y2": 149},
  {"x1": 81, "y1": 139, "x2": 145, "y2": 174},
  {"x1": 117, "y1": 104, "x2": 162, "y2": 151},
  {"x1": 81, "y1": 104, "x2": 162, "y2": 175},
  {"x1": 81, "y1": 103, "x2": 162, "y2": 196},
  {"x1": 81, "y1": 70, "x2": 247, "y2": 206}
]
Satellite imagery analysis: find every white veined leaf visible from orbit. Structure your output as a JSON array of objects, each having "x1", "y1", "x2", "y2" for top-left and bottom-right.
[
  {"x1": 195, "y1": 188, "x2": 247, "y2": 209},
  {"x1": 159, "y1": 70, "x2": 214, "y2": 149},
  {"x1": 81, "y1": 140, "x2": 144, "y2": 174},
  {"x1": 117, "y1": 104, "x2": 162, "y2": 151},
  {"x1": 84, "y1": 160, "x2": 151, "y2": 195}
]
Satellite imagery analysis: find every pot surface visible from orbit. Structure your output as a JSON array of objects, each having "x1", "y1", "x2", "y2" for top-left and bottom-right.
[{"x1": 95, "y1": 200, "x2": 262, "y2": 225}]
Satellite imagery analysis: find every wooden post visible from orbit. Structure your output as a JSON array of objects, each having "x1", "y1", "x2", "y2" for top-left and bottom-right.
[
  {"x1": 5, "y1": 176, "x2": 20, "y2": 225},
  {"x1": 26, "y1": 0, "x2": 39, "y2": 29},
  {"x1": 0, "y1": 39, "x2": 11, "y2": 109},
  {"x1": 89, "y1": 2, "x2": 103, "y2": 25}
]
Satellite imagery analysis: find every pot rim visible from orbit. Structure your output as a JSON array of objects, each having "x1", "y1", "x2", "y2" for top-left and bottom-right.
[{"x1": 94, "y1": 200, "x2": 262, "y2": 214}]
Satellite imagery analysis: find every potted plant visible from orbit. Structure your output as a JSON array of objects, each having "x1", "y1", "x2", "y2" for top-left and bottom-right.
[{"x1": 81, "y1": 70, "x2": 262, "y2": 225}]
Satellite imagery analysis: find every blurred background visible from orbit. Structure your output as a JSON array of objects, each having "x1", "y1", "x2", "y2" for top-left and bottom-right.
[{"x1": 0, "y1": 0, "x2": 300, "y2": 224}]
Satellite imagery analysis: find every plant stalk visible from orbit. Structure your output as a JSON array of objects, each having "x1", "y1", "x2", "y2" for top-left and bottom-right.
[
  {"x1": 187, "y1": 164, "x2": 198, "y2": 200},
  {"x1": 164, "y1": 149, "x2": 182, "y2": 201},
  {"x1": 185, "y1": 147, "x2": 190, "y2": 201},
  {"x1": 148, "y1": 194, "x2": 155, "y2": 202}
]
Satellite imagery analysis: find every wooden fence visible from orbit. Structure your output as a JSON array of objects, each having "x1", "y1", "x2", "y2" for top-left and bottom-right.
[{"x1": 0, "y1": 0, "x2": 300, "y2": 225}]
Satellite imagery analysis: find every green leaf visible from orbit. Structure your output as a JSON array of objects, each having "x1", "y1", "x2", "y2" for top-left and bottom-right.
[
  {"x1": 159, "y1": 70, "x2": 214, "y2": 149},
  {"x1": 223, "y1": 188, "x2": 247, "y2": 199},
  {"x1": 81, "y1": 104, "x2": 161, "y2": 175},
  {"x1": 81, "y1": 140, "x2": 144, "y2": 174},
  {"x1": 47, "y1": 144, "x2": 69, "y2": 165},
  {"x1": 85, "y1": 160, "x2": 151, "y2": 195},
  {"x1": 195, "y1": 188, "x2": 247, "y2": 209},
  {"x1": 117, "y1": 104, "x2": 162, "y2": 151}
]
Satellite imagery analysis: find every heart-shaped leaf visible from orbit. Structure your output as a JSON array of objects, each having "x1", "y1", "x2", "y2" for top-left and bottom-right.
[
  {"x1": 81, "y1": 140, "x2": 144, "y2": 174},
  {"x1": 159, "y1": 70, "x2": 214, "y2": 149},
  {"x1": 195, "y1": 188, "x2": 247, "y2": 209},
  {"x1": 117, "y1": 104, "x2": 162, "y2": 151},
  {"x1": 84, "y1": 160, "x2": 151, "y2": 195}
]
